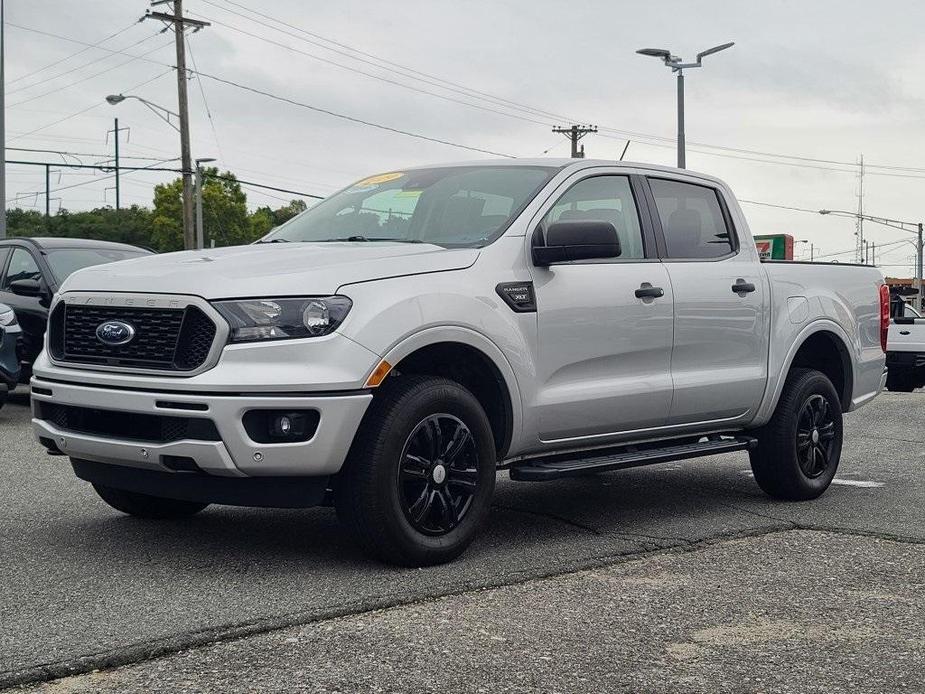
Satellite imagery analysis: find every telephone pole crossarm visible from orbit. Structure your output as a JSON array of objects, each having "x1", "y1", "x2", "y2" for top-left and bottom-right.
[{"x1": 552, "y1": 125, "x2": 598, "y2": 159}]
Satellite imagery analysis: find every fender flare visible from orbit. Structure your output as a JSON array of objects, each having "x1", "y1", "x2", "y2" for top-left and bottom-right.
[
  {"x1": 378, "y1": 325, "x2": 525, "y2": 452},
  {"x1": 754, "y1": 318, "x2": 855, "y2": 425}
]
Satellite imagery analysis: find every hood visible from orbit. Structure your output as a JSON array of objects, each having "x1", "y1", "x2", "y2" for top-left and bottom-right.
[{"x1": 60, "y1": 242, "x2": 480, "y2": 299}]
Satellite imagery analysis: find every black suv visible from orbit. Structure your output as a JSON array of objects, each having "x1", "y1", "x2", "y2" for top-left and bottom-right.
[{"x1": 0, "y1": 237, "x2": 152, "y2": 381}]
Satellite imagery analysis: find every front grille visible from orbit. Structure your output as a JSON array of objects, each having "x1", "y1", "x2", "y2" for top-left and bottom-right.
[
  {"x1": 35, "y1": 402, "x2": 220, "y2": 443},
  {"x1": 49, "y1": 302, "x2": 218, "y2": 372}
]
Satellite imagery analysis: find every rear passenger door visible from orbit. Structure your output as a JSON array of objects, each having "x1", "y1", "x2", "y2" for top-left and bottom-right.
[{"x1": 644, "y1": 177, "x2": 770, "y2": 426}]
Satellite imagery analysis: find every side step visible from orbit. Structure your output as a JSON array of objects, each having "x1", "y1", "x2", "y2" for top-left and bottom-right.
[{"x1": 509, "y1": 436, "x2": 758, "y2": 482}]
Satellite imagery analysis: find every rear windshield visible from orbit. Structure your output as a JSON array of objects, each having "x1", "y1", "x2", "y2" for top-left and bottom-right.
[
  {"x1": 45, "y1": 248, "x2": 150, "y2": 282},
  {"x1": 263, "y1": 166, "x2": 558, "y2": 248}
]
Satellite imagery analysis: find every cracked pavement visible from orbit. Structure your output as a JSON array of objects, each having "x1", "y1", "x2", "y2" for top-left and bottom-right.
[{"x1": 1, "y1": 387, "x2": 923, "y2": 692}]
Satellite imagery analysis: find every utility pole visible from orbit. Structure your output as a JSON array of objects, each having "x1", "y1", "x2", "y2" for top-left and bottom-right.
[
  {"x1": 143, "y1": 1, "x2": 209, "y2": 250},
  {"x1": 194, "y1": 157, "x2": 215, "y2": 249},
  {"x1": 107, "y1": 118, "x2": 130, "y2": 211},
  {"x1": 0, "y1": 0, "x2": 6, "y2": 240},
  {"x1": 915, "y1": 222, "x2": 922, "y2": 310},
  {"x1": 44, "y1": 164, "x2": 50, "y2": 221},
  {"x1": 855, "y1": 154, "x2": 864, "y2": 264},
  {"x1": 552, "y1": 125, "x2": 597, "y2": 158}
]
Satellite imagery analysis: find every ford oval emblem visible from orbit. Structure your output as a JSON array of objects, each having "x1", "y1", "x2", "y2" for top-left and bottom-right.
[{"x1": 96, "y1": 320, "x2": 136, "y2": 346}]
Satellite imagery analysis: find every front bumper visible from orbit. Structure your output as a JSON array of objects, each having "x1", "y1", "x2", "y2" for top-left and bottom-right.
[{"x1": 31, "y1": 377, "x2": 372, "y2": 477}]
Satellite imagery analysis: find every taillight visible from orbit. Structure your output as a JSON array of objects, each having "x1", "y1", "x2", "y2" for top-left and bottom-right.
[{"x1": 879, "y1": 284, "x2": 890, "y2": 353}]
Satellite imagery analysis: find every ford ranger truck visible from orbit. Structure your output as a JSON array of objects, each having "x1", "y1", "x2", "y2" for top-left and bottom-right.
[{"x1": 31, "y1": 160, "x2": 888, "y2": 566}]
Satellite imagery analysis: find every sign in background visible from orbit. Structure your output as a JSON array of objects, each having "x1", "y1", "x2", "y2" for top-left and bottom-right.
[{"x1": 754, "y1": 234, "x2": 794, "y2": 260}]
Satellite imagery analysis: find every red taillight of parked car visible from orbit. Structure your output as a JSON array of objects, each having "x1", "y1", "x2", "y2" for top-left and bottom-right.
[{"x1": 879, "y1": 284, "x2": 890, "y2": 353}]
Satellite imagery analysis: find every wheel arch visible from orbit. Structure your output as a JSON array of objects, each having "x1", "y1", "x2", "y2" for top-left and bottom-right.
[
  {"x1": 375, "y1": 327, "x2": 523, "y2": 458},
  {"x1": 758, "y1": 320, "x2": 855, "y2": 424}
]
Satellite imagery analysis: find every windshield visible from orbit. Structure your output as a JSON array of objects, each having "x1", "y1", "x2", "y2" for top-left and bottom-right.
[
  {"x1": 263, "y1": 165, "x2": 558, "y2": 248},
  {"x1": 45, "y1": 248, "x2": 150, "y2": 282}
]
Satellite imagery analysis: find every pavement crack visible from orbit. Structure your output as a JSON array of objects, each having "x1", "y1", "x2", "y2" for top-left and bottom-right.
[{"x1": 491, "y1": 502, "x2": 602, "y2": 535}]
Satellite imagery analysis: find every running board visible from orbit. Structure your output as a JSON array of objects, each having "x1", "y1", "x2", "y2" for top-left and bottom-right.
[{"x1": 509, "y1": 436, "x2": 758, "y2": 482}]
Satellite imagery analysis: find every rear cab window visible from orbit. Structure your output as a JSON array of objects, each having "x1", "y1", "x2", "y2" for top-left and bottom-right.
[{"x1": 648, "y1": 178, "x2": 736, "y2": 259}]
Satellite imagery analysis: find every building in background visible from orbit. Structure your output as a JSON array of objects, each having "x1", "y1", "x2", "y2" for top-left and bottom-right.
[{"x1": 754, "y1": 234, "x2": 794, "y2": 260}]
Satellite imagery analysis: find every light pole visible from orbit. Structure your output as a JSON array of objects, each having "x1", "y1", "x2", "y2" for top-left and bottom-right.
[
  {"x1": 636, "y1": 42, "x2": 734, "y2": 169},
  {"x1": 106, "y1": 93, "x2": 197, "y2": 250},
  {"x1": 194, "y1": 157, "x2": 215, "y2": 250},
  {"x1": 820, "y1": 209, "x2": 923, "y2": 307},
  {"x1": 106, "y1": 94, "x2": 180, "y2": 132}
]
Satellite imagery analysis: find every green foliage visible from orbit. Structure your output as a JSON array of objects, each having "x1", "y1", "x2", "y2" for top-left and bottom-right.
[{"x1": 5, "y1": 170, "x2": 311, "y2": 253}]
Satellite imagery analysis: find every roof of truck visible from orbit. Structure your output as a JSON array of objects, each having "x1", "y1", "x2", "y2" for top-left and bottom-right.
[{"x1": 395, "y1": 158, "x2": 727, "y2": 187}]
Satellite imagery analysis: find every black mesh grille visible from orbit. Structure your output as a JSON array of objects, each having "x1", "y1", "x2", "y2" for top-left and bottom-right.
[
  {"x1": 35, "y1": 402, "x2": 220, "y2": 443},
  {"x1": 50, "y1": 302, "x2": 217, "y2": 372}
]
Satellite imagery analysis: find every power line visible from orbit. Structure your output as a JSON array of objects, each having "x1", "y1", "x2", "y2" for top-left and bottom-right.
[
  {"x1": 8, "y1": 69, "x2": 174, "y2": 143},
  {"x1": 8, "y1": 32, "x2": 162, "y2": 97},
  {"x1": 204, "y1": 1, "x2": 925, "y2": 176},
  {"x1": 8, "y1": 41, "x2": 175, "y2": 109},
  {"x1": 194, "y1": 69, "x2": 516, "y2": 157},
  {"x1": 190, "y1": 8, "x2": 551, "y2": 127},
  {"x1": 8, "y1": 21, "x2": 140, "y2": 85},
  {"x1": 206, "y1": 0, "x2": 567, "y2": 122},
  {"x1": 185, "y1": 38, "x2": 224, "y2": 163}
]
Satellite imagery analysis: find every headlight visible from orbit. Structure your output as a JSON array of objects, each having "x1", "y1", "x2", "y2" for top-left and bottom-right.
[
  {"x1": 0, "y1": 308, "x2": 17, "y2": 327},
  {"x1": 213, "y1": 296, "x2": 352, "y2": 343}
]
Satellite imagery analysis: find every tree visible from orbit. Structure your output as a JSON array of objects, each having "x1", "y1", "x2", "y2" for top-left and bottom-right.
[
  {"x1": 151, "y1": 168, "x2": 253, "y2": 251},
  {"x1": 5, "y1": 168, "x2": 314, "y2": 251}
]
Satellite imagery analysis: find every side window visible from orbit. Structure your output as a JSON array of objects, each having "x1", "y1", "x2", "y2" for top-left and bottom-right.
[
  {"x1": 2, "y1": 248, "x2": 41, "y2": 288},
  {"x1": 0, "y1": 248, "x2": 10, "y2": 285},
  {"x1": 541, "y1": 176, "x2": 646, "y2": 260},
  {"x1": 649, "y1": 179, "x2": 735, "y2": 259}
]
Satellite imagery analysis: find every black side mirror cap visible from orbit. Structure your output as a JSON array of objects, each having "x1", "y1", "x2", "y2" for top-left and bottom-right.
[
  {"x1": 532, "y1": 220, "x2": 622, "y2": 266},
  {"x1": 9, "y1": 279, "x2": 45, "y2": 298}
]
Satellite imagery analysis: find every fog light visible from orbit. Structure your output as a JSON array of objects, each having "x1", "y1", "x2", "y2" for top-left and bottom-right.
[{"x1": 242, "y1": 409, "x2": 320, "y2": 444}]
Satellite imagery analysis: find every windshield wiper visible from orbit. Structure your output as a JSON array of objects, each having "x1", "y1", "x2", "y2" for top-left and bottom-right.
[{"x1": 256, "y1": 238, "x2": 290, "y2": 243}]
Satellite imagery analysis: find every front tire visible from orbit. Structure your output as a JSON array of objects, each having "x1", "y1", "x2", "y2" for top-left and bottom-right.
[
  {"x1": 335, "y1": 375, "x2": 496, "y2": 567},
  {"x1": 750, "y1": 368, "x2": 843, "y2": 500},
  {"x1": 93, "y1": 484, "x2": 209, "y2": 519}
]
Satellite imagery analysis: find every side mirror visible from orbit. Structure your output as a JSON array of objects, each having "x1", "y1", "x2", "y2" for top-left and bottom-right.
[
  {"x1": 9, "y1": 279, "x2": 44, "y2": 298},
  {"x1": 532, "y1": 220, "x2": 622, "y2": 266}
]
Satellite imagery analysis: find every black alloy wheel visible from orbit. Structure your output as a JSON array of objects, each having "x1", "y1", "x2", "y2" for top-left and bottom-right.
[
  {"x1": 398, "y1": 413, "x2": 480, "y2": 536},
  {"x1": 795, "y1": 394, "x2": 837, "y2": 479}
]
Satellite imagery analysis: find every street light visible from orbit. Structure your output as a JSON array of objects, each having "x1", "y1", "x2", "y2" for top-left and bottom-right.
[
  {"x1": 820, "y1": 209, "x2": 924, "y2": 306},
  {"x1": 107, "y1": 92, "x2": 197, "y2": 250},
  {"x1": 105, "y1": 94, "x2": 180, "y2": 132},
  {"x1": 194, "y1": 157, "x2": 216, "y2": 250},
  {"x1": 636, "y1": 42, "x2": 734, "y2": 169}
]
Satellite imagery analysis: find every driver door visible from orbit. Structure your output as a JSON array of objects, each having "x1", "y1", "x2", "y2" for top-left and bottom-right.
[{"x1": 529, "y1": 172, "x2": 674, "y2": 444}]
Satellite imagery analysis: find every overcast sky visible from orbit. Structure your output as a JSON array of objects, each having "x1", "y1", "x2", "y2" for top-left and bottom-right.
[{"x1": 6, "y1": 0, "x2": 925, "y2": 273}]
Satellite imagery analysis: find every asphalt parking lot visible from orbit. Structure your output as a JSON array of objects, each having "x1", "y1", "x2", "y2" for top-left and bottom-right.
[{"x1": 1, "y1": 387, "x2": 923, "y2": 693}]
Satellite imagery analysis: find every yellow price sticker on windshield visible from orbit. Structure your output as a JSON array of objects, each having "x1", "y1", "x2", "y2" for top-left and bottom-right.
[{"x1": 353, "y1": 172, "x2": 404, "y2": 188}]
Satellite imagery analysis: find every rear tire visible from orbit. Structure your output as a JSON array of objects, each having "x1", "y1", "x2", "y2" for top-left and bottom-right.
[
  {"x1": 93, "y1": 484, "x2": 209, "y2": 519},
  {"x1": 334, "y1": 375, "x2": 496, "y2": 567},
  {"x1": 750, "y1": 368, "x2": 843, "y2": 500}
]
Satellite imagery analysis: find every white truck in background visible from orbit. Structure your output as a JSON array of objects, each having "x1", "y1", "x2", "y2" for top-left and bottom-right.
[{"x1": 31, "y1": 159, "x2": 888, "y2": 565}]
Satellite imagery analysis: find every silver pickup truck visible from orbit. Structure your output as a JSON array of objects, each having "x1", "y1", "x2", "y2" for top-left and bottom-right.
[{"x1": 31, "y1": 160, "x2": 888, "y2": 565}]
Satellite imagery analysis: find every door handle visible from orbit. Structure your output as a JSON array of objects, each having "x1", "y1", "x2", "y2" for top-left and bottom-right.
[
  {"x1": 731, "y1": 280, "x2": 756, "y2": 294},
  {"x1": 635, "y1": 284, "x2": 665, "y2": 299}
]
